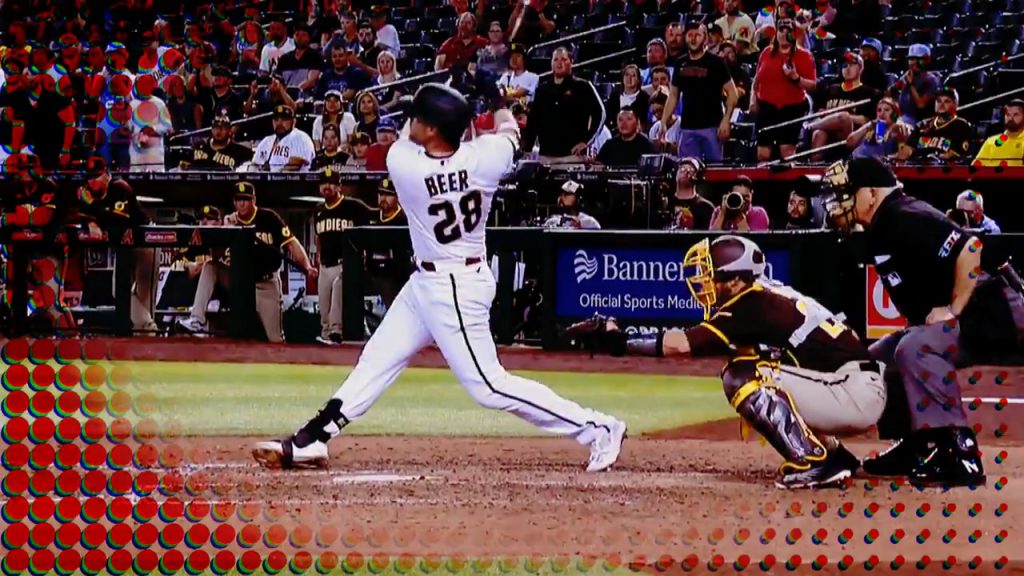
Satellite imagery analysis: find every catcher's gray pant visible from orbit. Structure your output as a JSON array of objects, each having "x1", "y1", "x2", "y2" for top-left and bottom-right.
[
  {"x1": 725, "y1": 358, "x2": 887, "y2": 437},
  {"x1": 318, "y1": 263, "x2": 343, "y2": 339}
]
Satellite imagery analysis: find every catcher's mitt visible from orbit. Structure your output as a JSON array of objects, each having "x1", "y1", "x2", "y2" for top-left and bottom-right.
[{"x1": 564, "y1": 313, "x2": 628, "y2": 357}]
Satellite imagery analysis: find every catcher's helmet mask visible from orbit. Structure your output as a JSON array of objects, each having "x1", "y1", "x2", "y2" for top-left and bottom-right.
[
  {"x1": 683, "y1": 235, "x2": 766, "y2": 319},
  {"x1": 410, "y1": 82, "x2": 474, "y2": 149}
]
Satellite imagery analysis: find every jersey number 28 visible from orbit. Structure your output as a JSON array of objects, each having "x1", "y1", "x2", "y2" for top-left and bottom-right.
[{"x1": 429, "y1": 190, "x2": 483, "y2": 244}]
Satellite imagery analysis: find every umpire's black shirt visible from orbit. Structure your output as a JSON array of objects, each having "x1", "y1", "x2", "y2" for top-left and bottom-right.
[{"x1": 866, "y1": 190, "x2": 972, "y2": 326}]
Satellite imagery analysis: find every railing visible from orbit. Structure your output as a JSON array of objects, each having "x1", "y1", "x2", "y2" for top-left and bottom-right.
[
  {"x1": 525, "y1": 21, "x2": 629, "y2": 57},
  {"x1": 944, "y1": 52, "x2": 1024, "y2": 84},
  {"x1": 538, "y1": 48, "x2": 637, "y2": 78}
]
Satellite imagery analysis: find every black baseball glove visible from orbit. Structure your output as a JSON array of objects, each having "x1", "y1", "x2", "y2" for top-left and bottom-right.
[{"x1": 564, "y1": 313, "x2": 628, "y2": 357}]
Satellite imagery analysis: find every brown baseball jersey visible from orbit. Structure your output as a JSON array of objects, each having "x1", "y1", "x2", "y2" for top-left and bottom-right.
[
  {"x1": 235, "y1": 207, "x2": 296, "y2": 279},
  {"x1": 314, "y1": 195, "x2": 374, "y2": 267},
  {"x1": 75, "y1": 179, "x2": 150, "y2": 228},
  {"x1": 685, "y1": 280, "x2": 870, "y2": 372}
]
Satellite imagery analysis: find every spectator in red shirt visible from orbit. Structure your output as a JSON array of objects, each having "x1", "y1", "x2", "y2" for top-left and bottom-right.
[
  {"x1": 365, "y1": 118, "x2": 398, "y2": 170},
  {"x1": 749, "y1": 18, "x2": 816, "y2": 162},
  {"x1": 435, "y1": 12, "x2": 487, "y2": 71}
]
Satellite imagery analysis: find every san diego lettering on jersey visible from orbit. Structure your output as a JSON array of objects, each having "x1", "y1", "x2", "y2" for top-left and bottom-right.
[
  {"x1": 316, "y1": 218, "x2": 356, "y2": 234},
  {"x1": 424, "y1": 169, "x2": 470, "y2": 197}
]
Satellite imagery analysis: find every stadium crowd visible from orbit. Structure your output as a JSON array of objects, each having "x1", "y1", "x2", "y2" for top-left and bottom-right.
[{"x1": 2, "y1": 0, "x2": 1024, "y2": 175}]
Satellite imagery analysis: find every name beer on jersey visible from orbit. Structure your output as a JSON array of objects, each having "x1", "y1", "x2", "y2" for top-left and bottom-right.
[{"x1": 865, "y1": 264, "x2": 908, "y2": 338}]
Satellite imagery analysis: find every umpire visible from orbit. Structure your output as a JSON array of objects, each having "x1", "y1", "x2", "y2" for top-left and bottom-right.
[{"x1": 818, "y1": 157, "x2": 1024, "y2": 488}]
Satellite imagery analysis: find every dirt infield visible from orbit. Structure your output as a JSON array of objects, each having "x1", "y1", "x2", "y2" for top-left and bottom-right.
[{"x1": 128, "y1": 337, "x2": 1023, "y2": 569}]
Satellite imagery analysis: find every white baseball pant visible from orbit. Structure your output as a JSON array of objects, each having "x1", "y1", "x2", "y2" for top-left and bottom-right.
[{"x1": 327, "y1": 260, "x2": 616, "y2": 445}]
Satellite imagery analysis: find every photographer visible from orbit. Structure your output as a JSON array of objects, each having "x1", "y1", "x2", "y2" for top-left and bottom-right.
[
  {"x1": 946, "y1": 190, "x2": 1001, "y2": 235},
  {"x1": 710, "y1": 175, "x2": 770, "y2": 231},
  {"x1": 663, "y1": 157, "x2": 714, "y2": 230},
  {"x1": 542, "y1": 180, "x2": 601, "y2": 229}
]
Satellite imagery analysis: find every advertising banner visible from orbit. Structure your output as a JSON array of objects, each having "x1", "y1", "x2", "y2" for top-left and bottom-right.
[
  {"x1": 555, "y1": 245, "x2": 791, "y2": 331},
  {"x1": 865, "y1": 264, "x2": 908, "y2": 339}
]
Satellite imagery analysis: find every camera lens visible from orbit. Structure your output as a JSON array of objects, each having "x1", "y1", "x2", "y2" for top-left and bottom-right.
[{"x1": 725, "y1": 191, "x2": 744, "y2": 211}]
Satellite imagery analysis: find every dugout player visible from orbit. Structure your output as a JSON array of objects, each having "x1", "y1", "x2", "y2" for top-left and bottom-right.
[
  {"x1": 314, "y1": 168, "x2": 374, "y2": 345},
  {"x1": 1, "y1": 160, "x2": 74, "y2": 334},
  {"x1": 75, "y1": 157, "x2": 158, "y2": 333},
  {"x1": 179, "y1": 116, "x2": 254, "y2": 171},
  {"x1": 177, "y1": 182, "x2": 318, "y2": 342},
  {"x1": 819, "y1": 157, "x2": 1024, "y2": 487},
  {"x1": 567, "y1": 235, "x2": 886, "y2": 489},
  {"x1": 366, "y1": 177, "x2": 411, "y2": 311}
]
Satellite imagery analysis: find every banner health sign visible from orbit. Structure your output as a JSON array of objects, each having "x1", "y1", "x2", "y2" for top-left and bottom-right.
[{"x1": 556, "y1": 245, "x2": 791, "y2": 330}]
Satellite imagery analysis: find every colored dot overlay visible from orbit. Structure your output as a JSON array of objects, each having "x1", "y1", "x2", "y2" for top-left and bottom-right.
[{"x1": 1, "y1": 337, "x2": 1016, "y2": 574}]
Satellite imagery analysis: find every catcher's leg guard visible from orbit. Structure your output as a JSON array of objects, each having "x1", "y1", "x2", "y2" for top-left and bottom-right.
[{"x1": 722, "y1": 358, "x2": 828, "y2": 474}]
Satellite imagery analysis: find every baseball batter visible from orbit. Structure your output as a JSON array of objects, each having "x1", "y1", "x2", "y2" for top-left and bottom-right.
[{"x1": 253, "y1": 84, "x2": 627, "y2": 472}]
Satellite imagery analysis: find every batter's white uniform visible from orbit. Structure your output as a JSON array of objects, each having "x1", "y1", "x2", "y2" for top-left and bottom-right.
[{"x1": 324, "y1": 128, "x2": 620, "y2": 446}]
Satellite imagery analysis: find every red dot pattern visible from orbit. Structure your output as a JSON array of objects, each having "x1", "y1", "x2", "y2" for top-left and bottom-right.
[{"x1": 1, "y1": 338, "x2": 1016, "y2": 573}]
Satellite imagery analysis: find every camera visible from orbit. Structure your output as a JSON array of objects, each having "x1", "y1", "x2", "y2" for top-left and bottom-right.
[{"x1": 723, "y1": 191, "x2": 747, "y2": 217}]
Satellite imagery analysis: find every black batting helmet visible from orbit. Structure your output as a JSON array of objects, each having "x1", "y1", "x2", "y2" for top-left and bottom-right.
[{"x1": 410, "y1": 83, "x2": 473, "y2": 147}]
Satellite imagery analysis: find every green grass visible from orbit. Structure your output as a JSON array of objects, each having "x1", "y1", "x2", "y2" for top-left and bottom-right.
[{"x1": 123, "y1": 361, "x2": 731, "y2": 437}]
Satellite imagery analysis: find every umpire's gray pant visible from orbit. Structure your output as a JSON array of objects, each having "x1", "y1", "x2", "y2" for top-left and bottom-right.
[{"x1": 869, "y1": 322, "x2": 968, "y2": 431}]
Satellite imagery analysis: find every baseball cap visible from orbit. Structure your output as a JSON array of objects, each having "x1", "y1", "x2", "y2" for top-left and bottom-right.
[
  {"x1": 234, "y1": 181, "x2": 256, "y2": 199},
  {"x1": 212, "y1": 65, "x2": 232, "y2": 78},
  {"x1": 937, "y1": 85, "x2": 959, "y2": 103},
  {"x1": 272, "y1": 105, "x2": 295, "y2": 119},
  {"x1": 200, "y1": 205, "x2": 222, "y2": 220},
  {"x1": 324, "y1": 89, "x2": 343, "y2": 100},
  {"x1": 908, "y1": 43, "x2": 931, "y2": 59},
  {"x1": 351, "y1": 131, "x2": 371, "y2": 145},
  {"x1": 371, "y1": 5, "x2": 389, "y2": 17},
  {"x1": 841, "y1": 157, "x2": 899, "y2": 190},
  {"x1": 841, "y1": 51, "x2": 863, "y2": 66},
  {"x1": 561, "y1": 180, "x2": 583, "y2": 195},
  {"x1": 861, "y1": 37, "x2": 883, "y2": 54},
  {"x1": 378, "y1": 177, "x2": 396, "y2": 195},
  {"x1": 508, "y1": 43, "x2": 527, "y2": 57},
  {"x1": 212, "y1": 115, "x2": 231, "y2": 127},
  {"x1": 377, "y1": 118, "x2": 397, "y2": 133},
  {"x1": 85, "y1": 156, "x2": 108, "y2": 179},
  {"x1": 320, "y1": 167, "x2": 340, "y2": 184}
]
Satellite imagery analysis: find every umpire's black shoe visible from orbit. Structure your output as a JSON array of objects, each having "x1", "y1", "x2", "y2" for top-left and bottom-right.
[
  {"x1": 862, "y1": 436, "x2": 919, "y2": 477},
  {"x1": 776, "y1": 445, "x2": 857, "y2": 490},
  {"x1": 909, "y1": 427, "x2": 986, "y2": 489}
]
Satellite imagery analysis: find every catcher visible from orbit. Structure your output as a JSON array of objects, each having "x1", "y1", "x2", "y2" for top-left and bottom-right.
[{"x1": 567, "y1": 235, "x2": 886, "y2": 489}]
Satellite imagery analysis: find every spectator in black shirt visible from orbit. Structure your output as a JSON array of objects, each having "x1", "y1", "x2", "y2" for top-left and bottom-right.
[
  {"x1": 203, "y1": 66, "x2": 245, "y2": 126},
  {"x1": 780, "y1": 187, "x2": 818, "y2": 229},
  {"x1": 276, "y1": 24, "x2": 323, "y2": 99},
  {"x1": 859, "y1": 38, "x2": 888, "y2": 94},
  {"x1": 806, "y1": 52, "x2": 879, "y2": 162},
  {"x1": 312, "y1": 124, "x2": 352, "y2": 171},
  {"x1": 164, "y1": 75, "x2": 204, "y2": 142},
  {"x1": 351, "y1": 20, "x2": 383, "y2": 78},
  {"x1": 897, "y1": 87, "x2": 973, "y2": 163},
  {"x1": 664, "y1": 22, "x2": 685, "y2": 69},
  {"x1": 661, "y1": 22, "x2": 737, "y2": 164},
  {"x1": 597, "y1": 107, "x2": 654, "y2": 166},
  {"x1": 663, "y1": 157, "x2": 714, "y2": 230},
  {"x1": 715, "y1": 42, "x2": 750, "y2": 110},
  {"x1": 523, "y1": 47, "x2": 605, "y2": 161}
]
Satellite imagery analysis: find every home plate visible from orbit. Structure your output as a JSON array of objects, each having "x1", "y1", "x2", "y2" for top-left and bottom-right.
[{"x1": 332, "y1": 473, "x2": 435, "y2": 485}]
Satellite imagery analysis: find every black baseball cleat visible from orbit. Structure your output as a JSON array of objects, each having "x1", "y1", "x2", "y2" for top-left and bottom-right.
[
  {"x1": 862, "y1": 435, "x2": 919, "y2": 477},
  {"x1": 909, "y1": 427, "x2": 987, "y2": 488},
  {"x1": 776, "y1": 445, "x2": 858, "y2": 490}
]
